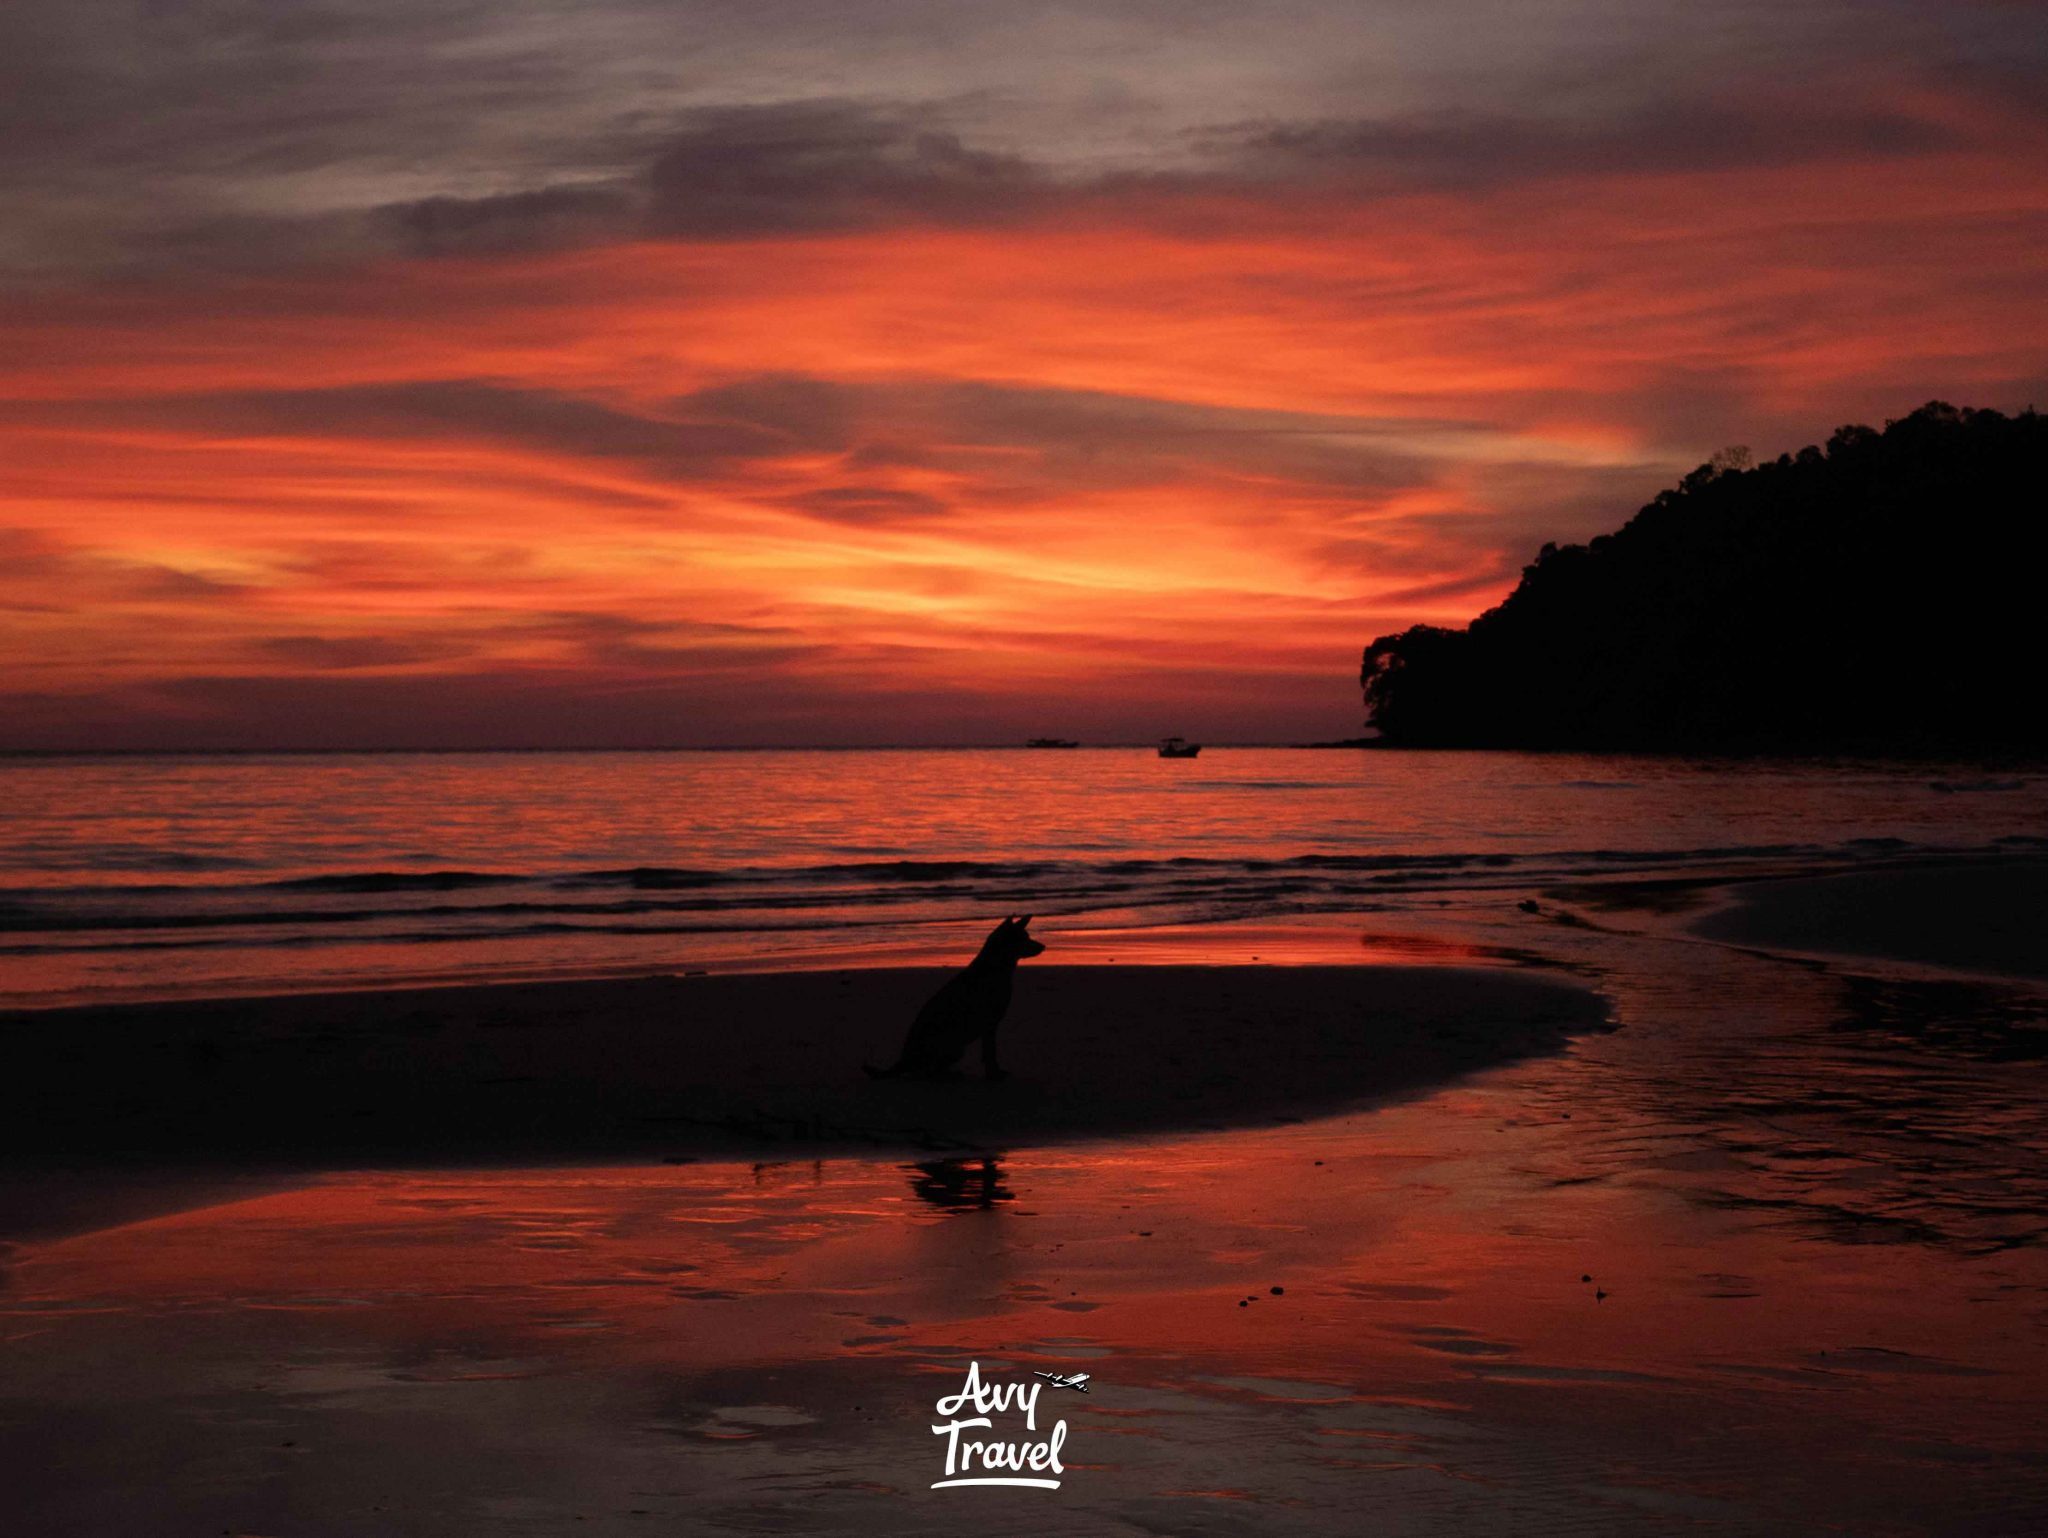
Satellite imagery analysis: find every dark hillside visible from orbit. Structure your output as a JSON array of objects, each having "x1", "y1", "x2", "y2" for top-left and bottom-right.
[{"x1": 1360, "y1": 403, "x2": 2046, "y2": 751}]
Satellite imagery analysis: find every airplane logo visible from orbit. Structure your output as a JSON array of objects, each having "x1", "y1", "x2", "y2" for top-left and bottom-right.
[{"x1": 1034, "y1": 1370, "x2": 1090, "y2": 1393}]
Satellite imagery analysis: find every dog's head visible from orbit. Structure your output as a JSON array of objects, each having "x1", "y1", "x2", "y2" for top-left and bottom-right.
[{"x1": 987, "y1": 914, "x2": 1046, "y2": 960}]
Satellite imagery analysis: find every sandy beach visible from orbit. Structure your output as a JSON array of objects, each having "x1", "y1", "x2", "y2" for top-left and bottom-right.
[{"x1": 1, "y1": 962, "x2": 1607, "y2": 1237}]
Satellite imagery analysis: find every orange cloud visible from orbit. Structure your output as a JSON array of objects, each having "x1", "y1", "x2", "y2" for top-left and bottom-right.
[{"x1": 3, "y1": 127, "x2": 2044, "y2": 747}]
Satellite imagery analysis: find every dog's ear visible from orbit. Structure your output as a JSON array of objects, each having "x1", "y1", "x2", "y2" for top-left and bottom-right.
[{"x1": 1018, "y1": 915, "x2": 1034, "y2": 928}]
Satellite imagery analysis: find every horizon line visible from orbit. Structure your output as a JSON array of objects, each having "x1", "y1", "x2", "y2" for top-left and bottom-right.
[{"x1": 0, "y1": 740, "x2": 1361, "y2": 758}]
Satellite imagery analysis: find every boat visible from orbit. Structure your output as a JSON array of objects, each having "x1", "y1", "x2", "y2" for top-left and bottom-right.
[
  {"x1": 1157, "y1": 736, "x2": 1201, "y2": 758},
  {"x1": 1025, "y1": 737, "x2": 1080, "y2": 748}
]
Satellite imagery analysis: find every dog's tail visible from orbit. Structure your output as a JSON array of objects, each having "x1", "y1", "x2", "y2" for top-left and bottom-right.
[{"x1": 862, "y1": 1060, "x2": 901, "y2": 1080}]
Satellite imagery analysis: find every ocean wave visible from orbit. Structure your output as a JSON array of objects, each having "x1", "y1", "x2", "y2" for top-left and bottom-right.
[
  {"x1": 521, "y1": 859, "x2": 1065, "y2": 890},
  {"x1": 2, "y1": 837, "x2": 2031, "y2": 951},
  {"x1": 0, "y1": 837, "x2": 1986, "y2": 911},
  {"x1": 807, "y1": 858, "x2": 1068, "y2": 882},
  {"x1": 274, "y1": 870, "x2": 520, "y2": 893},
  {"x1": 559, "y1": 866, "x2": 746, "y2": 890}
]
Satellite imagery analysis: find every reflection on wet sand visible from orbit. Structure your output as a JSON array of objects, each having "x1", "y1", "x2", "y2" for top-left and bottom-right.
[
  {"x1": 909, "y1": 1156, "x2": 1014, "y2": 1212},
  {"x1": 3, "y1": 907, "x2": 2047, "y2": 1536}
]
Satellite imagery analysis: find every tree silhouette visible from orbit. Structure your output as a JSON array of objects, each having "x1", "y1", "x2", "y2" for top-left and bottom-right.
[{"x1": 1359, "y1": 402, "x2": 2046, "y2": 752}]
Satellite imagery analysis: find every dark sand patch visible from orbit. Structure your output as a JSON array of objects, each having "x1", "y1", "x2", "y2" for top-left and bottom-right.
[
  {"x1": 1690, "y1": 858, "x2": 2048, "y2": 981},
  {"x1": 0, "y1": 964, "x2": 1607, "y2": 1237}
]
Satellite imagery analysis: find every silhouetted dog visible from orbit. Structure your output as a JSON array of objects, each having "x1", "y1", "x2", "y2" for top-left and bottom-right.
[{"x1": 864, "y1": 916, "x2": 1044, "y2": 1080}]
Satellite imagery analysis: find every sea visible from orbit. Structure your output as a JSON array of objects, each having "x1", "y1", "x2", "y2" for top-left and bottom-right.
[{"x1": 3, "y1": 746, "x2": 2044, "y2": 1007}]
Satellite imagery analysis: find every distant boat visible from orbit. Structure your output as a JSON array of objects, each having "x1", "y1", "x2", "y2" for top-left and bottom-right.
[
  {"x1": 1157, "y1": 736, "x2": 1201, "y2": 758},
  {"x1": 1025, "y1": 737, "x2": 1080, "y2": 748}
]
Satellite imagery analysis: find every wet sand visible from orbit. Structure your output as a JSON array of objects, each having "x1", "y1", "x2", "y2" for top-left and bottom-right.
[
  {"x1": 1689, "y1": 856, "x2": 2048, "y2": 980},
  {"x1": 0, "y1": 963, "x2": 1606, "y2": 1237}
]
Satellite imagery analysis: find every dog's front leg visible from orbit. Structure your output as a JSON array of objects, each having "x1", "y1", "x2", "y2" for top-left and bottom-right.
[{"x1": 981, "y1": 1026, "x2": 1009, "y2": 1081}]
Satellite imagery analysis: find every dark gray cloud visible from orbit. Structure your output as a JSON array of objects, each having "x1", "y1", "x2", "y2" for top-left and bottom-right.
[
  {"x1": 643, "y1": 102, "x2": 1039, "y2": 237},
  {"x1": 170, "y1": 82, "x2": 2027, "y2": 269},
  {"x1": 378, "y1": 185, "x2": 638, "y2": 257},
  {"x1": 2, "y1": 2, "x2": 2040, "y2": 280},
  {"x1": 1215, "y1": 97, "x2": 1965, "y2": 188},
  {"x1": 361, "y1": 102, "x2": 1047, "y2": 257}
]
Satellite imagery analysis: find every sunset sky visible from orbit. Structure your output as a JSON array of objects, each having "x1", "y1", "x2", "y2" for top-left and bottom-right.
[{"x1": 3, "y1": 1, "x2": 2044, "y2": 748}]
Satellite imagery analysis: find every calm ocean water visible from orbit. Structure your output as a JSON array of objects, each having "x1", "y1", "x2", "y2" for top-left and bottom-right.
[{"x1": 3, "y1": 748, "x2": 2043, "y2": 1005}]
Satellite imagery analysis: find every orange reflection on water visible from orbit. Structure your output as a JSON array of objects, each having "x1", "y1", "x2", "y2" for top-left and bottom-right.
[
  {"x1": 16, "y1": 747, "x2": 2043, "y2": 1010},
  {"x1": 12, "y1": 1085, "x2": 2048, "y2": 1502}
]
